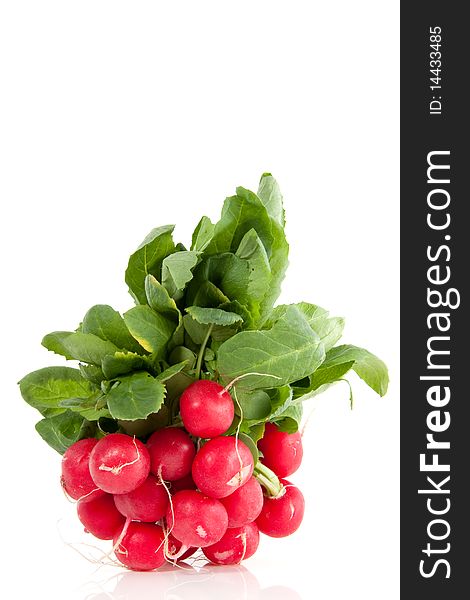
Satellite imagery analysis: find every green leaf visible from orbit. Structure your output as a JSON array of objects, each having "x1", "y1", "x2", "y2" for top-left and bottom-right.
[
  {"x1": 296, "y1": 303, "x2": 344, "y2": 351},
  {"x1": 210, "y1": 186, "x2": 289, "y2": 324},
  {"x1": 193, "y1": 253, "x2": 252, "y2": 306},
  {"x1": 161, "y1": 251, "x2": 199, "y2": 298},
  {"x1": 257, "y1": 173, "x2": 285, "y2": 227},
  {"x1": 317, "y1": 317, "x2": 345, "y2": 352},
  {"x1": 272, "y1": 403, "x2": 303, "y2": 433},
  {"x1": 165, "y1": 370, "x2": 194, "y2": 401},
  {"x1": 79, "y1": 364, "x2": 106, "y2": 385},
  {"x1": 125, "y1": 225, "x2": 176, "y2": 304},
  {"x1": 320, "y1": 345, "x2": 389, "y2": 396},
  {"x1": 106, "y1": 372, "x2": 166, "y2": 421},
  {"x1": 238, "y1": 433, "x2": 259, "y2": 463},
  {"x1": 206, "y1": 191, "x2": 274, "y2": 256},
  {"x1": 168, "y1": 320, "x2": 185, "y2": 350},
  {"x1": 217, "y1": 305, "x2": 325, "y2": 390},
  {"x1": 145, "y1": 275, "x2": 180, "y2": 321},
  {"x1": 188, "y1": 280, "x2": 230, "y2": 308},
  {"x1": 41, "y1": 331, "x2": 75, "y2": 359},
  {"x1": 35, "y1": 411, "x2": 93, "y2": 454},
  {"x1": 183, "y1": 314, "x2": 209, "y2": 345},
  {"x1": 58, "y1": 396, "x2": 111, "y2": 421},
  {"x1": 191, "y1": 216, "x2": 215, "y2": 252},
  {"x1": 204, "y1": 348, "x2": 215, "y2": 361},
  {"x1": 156, "y1": 361, "x2": 191, "y2": 382},
  {"x1": 235, "y1": 186, "x2": 289, "y2": 320},
  {"x1": 235, "y1": 389, "x2": 271, "y2": 421},
  {"x1": 168, "y1": 345, "x2": 195, "y2": 368},
  {"x1": 186, "y1": 306, "x2": 243, "y2": 327},
  {"x1": 82, "y1": 305, "x2": 145, "y2": 354},
  {"x1": 19, "y1": 366, "x2": 96, "y2": 416},
  {"x1": 101, "y1": 351, "x2": 148, "y2": 379},
  {"x1": 266, "y1": 302, "x2": 344, "y2": 352},
  {"x1": 187, "y1": 252, "x2": 264, "y2": 326},
  {"x1": 124, "y1": 305, "x2": 176, "y2": 354},
  {"x1": 247, "y1": 422, "x2": 265, "y2": 443},
  {"x1": 236, "y1": 229, "x2": 272, "y2": 306},
  {"x1": 43, "y1": 332, "x2": 120, "y2": 366},
  {"x1": 218, "y1": 300, "x2": 253, "y2": 328},
  {"x1": 292, "y1": 361, "x2": 355, "y2": 400},
  {"x1": 211, "y1": 325, "x2": 239, "y2": 343},
  {"x1": 268, "y1": 385, "x2": 294, "y2": 419}
]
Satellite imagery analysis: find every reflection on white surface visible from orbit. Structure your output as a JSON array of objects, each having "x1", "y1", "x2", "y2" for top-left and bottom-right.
[{"x1": 83, "y1": 562, "x2": 301, "y2": 600}]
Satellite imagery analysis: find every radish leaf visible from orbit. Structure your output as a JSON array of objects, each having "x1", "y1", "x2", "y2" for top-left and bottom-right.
[
  {"x1": 218, "y1": 305, "x2": 325, "y2": 390},
  {"x1": 186, "y1": 306, "x2": 243, "y2": 327},
  {"x1": 124, "y1": 305, "x2": 176, "y2": 354},
  {"x1": 106, "y1": 372, "x2": 166, "y2": 420},
  {"x1": 19, "y1": 366, "x2": 96, "y2": 416},
  {"x1": 82, "y1": 304, "x2": 145, "y2": 354},
  {"x1": 162, "y1": 250, "x2": 199, "y2": 298},
  {"x1": 125, "y1": 225, "x2": 175, "y2": 304}
]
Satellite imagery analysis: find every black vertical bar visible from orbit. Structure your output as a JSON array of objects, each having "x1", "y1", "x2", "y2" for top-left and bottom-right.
[{"x1": 401, "y1": 2, "x2": 468, "y2": 597}]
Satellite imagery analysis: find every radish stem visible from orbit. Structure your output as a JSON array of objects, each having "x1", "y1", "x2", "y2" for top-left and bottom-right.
[{"x1": 254, "y1": 461, "x2": 284, "y2": 498}]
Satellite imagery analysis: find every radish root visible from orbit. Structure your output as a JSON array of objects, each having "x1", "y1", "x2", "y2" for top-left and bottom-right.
[
  {"x1": 56, "y1": 518, "x2": 122, "y2": 570},
  {"x1": 111, "y1": 517, "x2": 132, "y2": 558},
  {"x1": 222, "y1": 372, "x2": 281, "y2": 394},
  {"x1": 156, "y1": 466, "x2": 178, "y2": 560},
  {"x1": 232, "y1": 388, "x2": 244, "y2": 486},
  {"x1": 238, "y1": 531, "x2": 248, "y2": 564}
]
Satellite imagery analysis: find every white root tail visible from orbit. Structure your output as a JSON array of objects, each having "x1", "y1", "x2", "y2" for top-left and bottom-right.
[{"x1": 222, "y1": 372, "x2": 281, "y2": 394}]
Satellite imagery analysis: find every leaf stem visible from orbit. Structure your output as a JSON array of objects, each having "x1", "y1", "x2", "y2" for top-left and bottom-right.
[
  {"x1": 339, "y1": 378, "x2": 354, "y2": 410},
  {"x1": 254, "y1": 461, "x2": 284, "y2": 498},
  {"x1": 195, "y1": 324, "x2": 214, "y2": 380}
]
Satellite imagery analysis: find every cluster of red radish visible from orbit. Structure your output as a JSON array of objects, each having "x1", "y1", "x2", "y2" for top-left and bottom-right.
[{"x1": 61, "y1": 380, "x2": 305, "y2": 571}]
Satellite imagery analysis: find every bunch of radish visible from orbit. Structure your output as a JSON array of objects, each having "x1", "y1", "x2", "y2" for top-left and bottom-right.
[
  {"x1": 20, "y1": 174, "x2": 388, "y2": 573},
  {"x1": 62, "y1": 379, "x2": 304, "y2": 570}
]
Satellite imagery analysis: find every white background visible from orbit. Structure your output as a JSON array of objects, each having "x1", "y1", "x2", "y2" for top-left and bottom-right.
[{"x1": 0, "y1": 2, "x2": 399, "y2": 599}]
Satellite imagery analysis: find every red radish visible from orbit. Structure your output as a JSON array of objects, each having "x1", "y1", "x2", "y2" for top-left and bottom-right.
[
  {"x1": 147, "y1": 427, "x2": 195, "y2": 481},
  {"x1": 61, "y1": 438, "x2": 104, "y2": 502},
  {"x1": 221, "y1": 476, "x2": 263, "y2": 527},
  {"x1": 166, "y1": 489, "x2": 228, "y2": 548},
  {"x1": 192, "y1": 436, "x2": 254, "y2": 498},
  {"x1": 257, "y1": 423, "x2": 303, "y2": 478},
  {"x1": 166, "y1": 534, "x2": 197, "y2": 561},
  {"x1": 170, "y1": 472, "x2": 197, "y2": 494},
  {"x1": 77, "y1": 493, "x2": 125, "y2": 540},
  {"x1": 180, "y1": 380, "x2": 234, "y2": 438},
  {"x1": 256, "y1": 479, "x2": 305, "y2": 537},
  {"x1": 89, "y1": 433, "x2": 150, "y2": 494},
  {"x1": 113, "y1": 474, "x2": 169, "y2": 522},
  {"x1": 113, "y1": 522, "x2": 166, "y2": 571},
  {"x1": 203, "y1": 522, "x2": 260, "y2": 565}
]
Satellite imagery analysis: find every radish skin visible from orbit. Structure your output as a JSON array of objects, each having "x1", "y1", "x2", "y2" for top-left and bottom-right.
[
  {"x1": 166, "y1": 534, "x2": 197, "y2": 561},
  {"x1": 221, "y1": 476, "x2": 264, "y2": 527},
  {"x1": 113, "y1": 522, "x2": 166, "y2": 571},
  {"x1": 203, "y1": 522, "x2": 260, "y2": 565},
  {"x1": 192, "y1": 436, "x2": 254, "y2": 498},
  {"x1": 180, "y1": 380, "x2": 234, "y2": 438},
  {"x1": 77, "y1": 493, "x2": 125, "y2": 540},
  {"x1": 89, "y1": 433, "x2": 150, "y2": 495},
  {"x1": 258, "y1": 423, "x2": 303, "y2": 478},
  {"x1": 166, "y1": 489, "x2": 228, "y2": 548},
  {"x1": 256, "y1": 479, "x2": 305, "y2": 537},
  {"x1": 113, "y1": 474, "x2": 169, "y2": 522},
  {"x1": 147, "y1": 428, "x2": 195, "y2": 481},
  {"x1": 61, "y1": 438, "x2": 104, "y2": 502}
]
